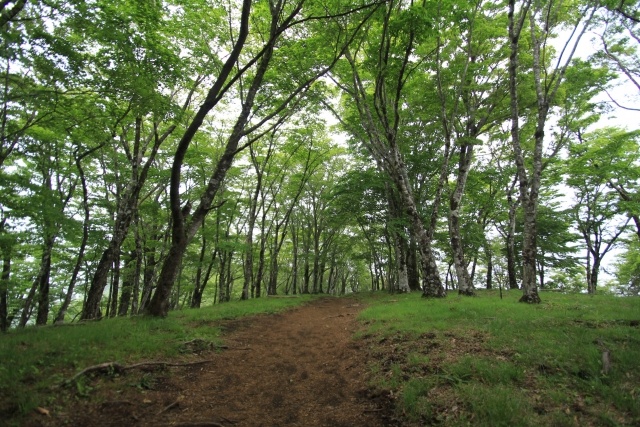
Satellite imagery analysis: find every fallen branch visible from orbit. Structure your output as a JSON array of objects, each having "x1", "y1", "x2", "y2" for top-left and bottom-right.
[
  {"x1": 181, "y1": 339, "x2": 230, "y2": 350},
  {"x1": 158, "y1": 399, "x2": 181, "y2": 415},
  {"x1": 66, "y1": 360, "x2": 213, "y2": 384}
]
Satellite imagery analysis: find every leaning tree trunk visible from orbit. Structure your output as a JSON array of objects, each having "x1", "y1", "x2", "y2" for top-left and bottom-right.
[
  {"x1": 21, "y1": 233, "x2": 55, "y2": 327},
  {"x1": 147, "y1": 22, "x2": 273, "y2": 315},
  {"x1": 56, "y1": 150, "x2": 92, "y2": 323},
  {"x1": 82, "y1": 212, "x2": 132, "y2": 320}
]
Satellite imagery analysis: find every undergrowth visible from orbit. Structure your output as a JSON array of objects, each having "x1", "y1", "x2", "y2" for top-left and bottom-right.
[
  {"x1": 0, "y1": 295, "x2": 314, "y2": 423},
  {"x1": 2, "y1": 290, "x2": 638, "y2": 426},
  {"x1": 358, "y1": 289, "x2": 640, "y2": 426}
]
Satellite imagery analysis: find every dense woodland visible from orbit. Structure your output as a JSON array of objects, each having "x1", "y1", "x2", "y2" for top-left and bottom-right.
[{"x1": 0, "y1": 0, "x2": 638, "y2": 328}]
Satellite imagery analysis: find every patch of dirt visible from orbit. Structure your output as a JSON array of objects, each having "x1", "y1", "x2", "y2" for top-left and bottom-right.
[{"x1": 26, "y1": 297, "x2": 397, "y2": 426}]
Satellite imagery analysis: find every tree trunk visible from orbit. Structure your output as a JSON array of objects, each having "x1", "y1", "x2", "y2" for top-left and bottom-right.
[
  {"x1": 56, "y1": 150, "x2": 93, "y2": 323},
  {"x1": 390, "y1": 147, "x2": 445, "y2": 298},
  {"x1": 138, "y1": 235, "x2": 160, "y2": 313},
  {"x1": 192, "y1": 249, "x2": 216, "y2": 308},
  {"x1": 485, "y1": 241, "x2": 493, "y2": 290},
  {"x1": 318, "y1": 257, "x2": 326, "y2": 294},
  {"x1": 147, "y1": 0, "x2": 291, "y2": 316},
  {"x1": 117, "y1": 252, "x2": 137, "y2": 316},
  {"x1": 406, "y1": 236, "x2": 420, "y2": 291},
  {"x1": 589, "y1": 258, "x2": 600, "y2": 295},
  {"x1": 1, "y1": 245, "x2": 10, "y2": 331},
  {"x1": 343, "y1": 35, "x2": 447, "y2": 299},
  {"x1": 537, "y1": 258, "x2": 545, "y2": 289},
  {"x1": 131, "y1": 227, "x2": 143, "y2": 315},
  {"x1": 449, "y1": 144, "x2": 474, "y2": 296},
  {"x1": 268, "y1": 252, "x2": 279, "y2": 295},
  {"x1": 302, "y1": 222, "x2": 311, "y2": 294},
  {"x1": 35, "y1": 236, "x2": 55, "y2": 326},
  {"x1": 393, "y1": 233, "x2": 410, "y2": 293},
  {"x1": 519, "y1": 199, "x2": 541, "y2": 303},
  {"x1": 18, "y1": 277, "x2": 37, "y2": 327},
  {"x1": 312, "y1": 235, "x2": 321, "y2": 293},
  {"x1": 108, "y1": 251, "x2": 121, "y2": 318},
  {"x1": 507, "y1": 0, "x2": 539, "y2": 303},
  {"x1": 506, "y1": 192, "x2": 519, "y2": 290},
  {"x1": 83, "y1": 114, "x2": 173, "y2": 320},
  {"x1": 291, "y1": 221, "x2": 299, "y2": 295}
]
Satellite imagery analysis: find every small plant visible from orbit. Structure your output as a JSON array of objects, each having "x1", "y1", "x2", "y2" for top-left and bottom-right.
[
  {"x1": 401, "y1": 378, "x2": 433, "y2": 421},
  {"x1": 73, "y1": 377, "x2": 94, "y2": 398},
  {"x1": 138, "y1": 373, "x2": 156, "y2": 390}
]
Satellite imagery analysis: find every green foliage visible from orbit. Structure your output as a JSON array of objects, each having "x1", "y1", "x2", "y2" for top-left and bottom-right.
[{"x1": 614, "y1": 239, "x2": 640, "y2": 296}]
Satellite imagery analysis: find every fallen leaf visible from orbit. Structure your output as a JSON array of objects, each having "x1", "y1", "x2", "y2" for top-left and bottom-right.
[{"x1": 35, "y1": 407, "x2": 50, "y2": 416}]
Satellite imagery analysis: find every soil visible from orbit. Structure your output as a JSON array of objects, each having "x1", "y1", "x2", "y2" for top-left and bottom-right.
[{"x1": 26, "y1": 297, "x2": 397, "y2": 427}]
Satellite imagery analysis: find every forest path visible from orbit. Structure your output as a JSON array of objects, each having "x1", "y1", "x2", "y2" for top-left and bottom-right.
[{"x1": 46, "y1": 296, "x2": 393, "y2": 426}]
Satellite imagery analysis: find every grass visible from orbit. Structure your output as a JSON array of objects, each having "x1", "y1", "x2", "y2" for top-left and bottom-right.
[
  {"x1": 0, "y1": 295, "x2": 314, "y2": 423},
  {"x1": 2, "y1": 290, "x2": 638, "y2": 426},
  {"x1": 358, "y1": 289, "x2": 640, "y2": 426}
]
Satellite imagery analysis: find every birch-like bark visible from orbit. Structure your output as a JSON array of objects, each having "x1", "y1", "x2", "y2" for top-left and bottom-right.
[
  {"x1": 341, "y1": 2, "x2": 446, "y2": 297},
  {"x1": 449, "y1": 144, "x2": 474, "y2": 295},
  {"x1": 508, "y1": 0, "x2": 596, "y2": 303}
]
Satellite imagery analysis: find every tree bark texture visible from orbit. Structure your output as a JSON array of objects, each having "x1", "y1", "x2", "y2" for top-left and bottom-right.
[
  {"x1": 343, "y1": 22, "x2": 446, "y2": 298},
  {"x1": 0, "y1": 243, "x2": 10, "y2": 331},
  {"x1": 82, "y1": 117, "x2": 170, "y2": 319},
  {"x1": 507, "y1": 0, "x2": 539, "y2": 303},
  {"x1": 449, "y1": 144, "x2": 474, "y2": 296}
]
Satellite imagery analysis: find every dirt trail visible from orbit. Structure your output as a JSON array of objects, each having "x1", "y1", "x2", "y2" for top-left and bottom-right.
[{"x1": 39, "y1": 297, "x2": 393, "y2": 426}]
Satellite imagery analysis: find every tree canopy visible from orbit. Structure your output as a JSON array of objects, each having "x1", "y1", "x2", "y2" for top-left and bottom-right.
[{"x1": 0, "y1": 0, "x2": 638, "y2": 327}]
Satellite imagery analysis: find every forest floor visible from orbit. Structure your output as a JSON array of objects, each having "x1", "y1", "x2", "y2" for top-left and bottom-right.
[{"x1": 24, "y1": 296, "x2": 398, "y2": 427}]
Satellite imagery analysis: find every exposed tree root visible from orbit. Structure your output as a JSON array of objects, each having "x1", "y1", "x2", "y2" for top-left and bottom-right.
[
  {"x1": 519, "y1": 292, "x2": 542, "y2": 304},
  {"x1": 458, "y1": 289, "x2": 476, "y2": 296},
  {"x1": 66, "y1": 360, "x2": 213, "y2": 384},
  {"x1": 421, "y1": 289, "x2": 447, "y2": 298}
]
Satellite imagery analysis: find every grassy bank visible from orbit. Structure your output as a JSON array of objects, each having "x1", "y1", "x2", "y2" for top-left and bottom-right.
[
  {"x1": 0, "y1": 295, "x2": 314, "y2": 423},
  {"x1": 2, "y1": 291, "x2": 638, "y2": 426},
  {"x1": 358, "y1": 290, "x2": 640, "y2": 426}
]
